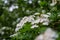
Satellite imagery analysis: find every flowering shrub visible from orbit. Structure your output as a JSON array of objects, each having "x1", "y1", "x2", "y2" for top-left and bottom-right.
[{"x1": 0, "y1": 0, "x2": 60, "y2": 40}]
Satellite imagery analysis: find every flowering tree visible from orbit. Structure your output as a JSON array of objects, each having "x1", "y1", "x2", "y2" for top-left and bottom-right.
[{"x1": 0, "y1": 0, "x2": 60, "y2": 40}]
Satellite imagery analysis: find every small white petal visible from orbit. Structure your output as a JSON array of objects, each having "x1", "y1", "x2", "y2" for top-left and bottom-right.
[
  {"x1": 42, "y1": 22, "x2": 49, "y2": 25},
  {"x1": 15, "y1": 27, "x2": 20, "y2": 32},
  {"x1": 31, "y1": 19, "x2": 40, "y2": 24},
  {"x1": 50, "y1": 3, "x2": 56, "y2": 6},
  {"x1": 38, "y1": 0, "x2": 41, "y2": 3},
  {"x1": 34, "y1": 12, "x2": 40, "y2": 15},
  {"x1": 15, "y1": 6, "x2": 18, "y2": 8},
  {"x1": 41, "y1": 14, "x2": 50, "y2": 18},
  {"x1": 31, "y1": 25, "x2": 38, "y2": 28},
  {"x1": 3, "y1": 0, "x2": 8, "y2": 4},
  {"x1": 29, "y1": 0, "x2": 32, "y2": 4},
  {"x1": 9, "y1": 5, "x2": 18, "y2": 12},
  {"x1": 1, "y1": 27, "x2": 6, "y2": 30},
  {"x1": 10, "y1": 33, "x2": 18, "y2": 37},
  {"x1": 47, "y1": 12, "x2": 51, "y2": 16}
]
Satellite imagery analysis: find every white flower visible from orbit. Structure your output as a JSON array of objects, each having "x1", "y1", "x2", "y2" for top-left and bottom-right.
[
  {"x1": 50, "y1": 3, "x2": 56, "y2": 6},
  {"x1": 10, "y1": 34, "x2": 17, "y2": 37},
  {"x1": 41, "y1": 14, "x2": 50, "y2": 18},
  {"x1": 38, "y1": 0, "x2": 41, "y2": 3},
  {"x1": 9, "y1": 5, "x2": 18, "y2": 12},
  {"x1": 47, "y1": 12, "x2": 51, "y2": 16},
  {"x1": 28, "y1": 0, "x2": 32, "y2": 4},
  {"x1": 15, "y1": 13, "x2": 50, "y2": 32},
  {"x1": 39, "y1": 17, "x2": 49, "y2": 25},
  {"x1": 15, "y1": 16, "x2": 28, "y2": 32},
  {"x1": 10, "y1": 33, "x2": 18, "y2": 37},
  {"x1": 2, "y1": 0, "x2": 8, "y2": 4},
  {"x1": 18, "y1": 16, "x2": 28, "y2": 27},
  {"x1": 15, "y1": 26, "x2": 21, "y2": 32},
  {"x1": 32, "y1": 14, "x2": 50, "y2": 25},
  {"x1": 1, "y1": 27, "x2": 6, "y2": 30},
  {"x1": 40, "y1": 18, "x2": 48, "y2": 22},
  {"x1": 34, "y1": 12, "x2": 40, "y2": 15},
  {"x1": 28, "y1": 15, "x2": 35, "y2": 22},
  {"x1": 42, "y1": 22, "x2": 49, "y2": 25},
  {"x1": 31, "y1": 25, "x2": 38, "y2": 28},
  {"x1": 31, "y1": 19, "x2": 40, "y2": 24},
  {"x1": 9, "y1": 5, "x2": 15, "y2": 12},
  {"x1": 14, "y1": 5, "x2": 18, "y2": 8}
]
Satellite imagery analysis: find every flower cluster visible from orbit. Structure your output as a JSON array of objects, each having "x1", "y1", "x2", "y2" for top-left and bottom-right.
[{"x1": 15, "y1": 12, "x2": 51, "y2": 32}]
